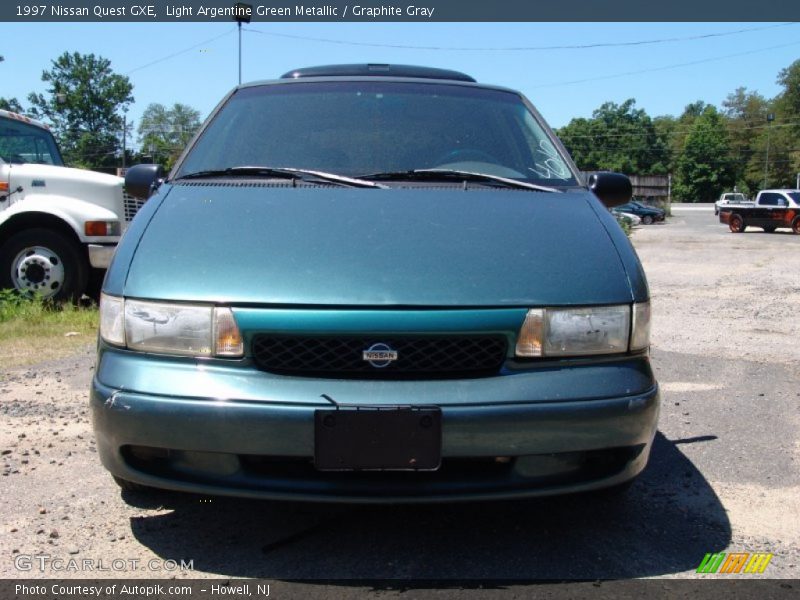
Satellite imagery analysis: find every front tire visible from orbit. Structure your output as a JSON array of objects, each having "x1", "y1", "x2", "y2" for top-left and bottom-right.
[
  {"x1": 642, "y1": 215, "x2": 654, "y2": 225},
  {"x1": 793, "y1": 217, "x2": 800, "y2": 235},
  {"x1": 0, "y1": 228, "x2": 88, "y2": 301},
  {"x1": 729, "y1": 214, "x2": 746, "y2": 233}
]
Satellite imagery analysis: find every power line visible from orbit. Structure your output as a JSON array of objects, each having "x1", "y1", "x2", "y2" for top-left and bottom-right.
[
  {"x1": 529, "y1": 40, "x2": 800, "y2": 88},
  {"x1": 126, "y1": 27, "x2": 236, "y2": 75},
  {"x1": 243, "y1": 23, "x2": 797, "y2": 52}
]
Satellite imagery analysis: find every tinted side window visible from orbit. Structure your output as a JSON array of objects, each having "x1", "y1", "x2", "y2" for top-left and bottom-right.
[{"x1": 759, "y1": 194, "x2": 778, "y2": 206}]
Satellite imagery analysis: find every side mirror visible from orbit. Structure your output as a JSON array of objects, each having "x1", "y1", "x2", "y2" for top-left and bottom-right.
[
  {"x1": 588, "y1": 172, "x2": 632, "y2": 208},
  {"x1": 125, "y1": 164, "x2": 164, "y2": 200}
]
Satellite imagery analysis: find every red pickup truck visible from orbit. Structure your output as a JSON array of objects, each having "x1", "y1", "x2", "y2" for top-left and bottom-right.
[{"x1": 719, "y1": 189, "x2": 800, "y2": 234}]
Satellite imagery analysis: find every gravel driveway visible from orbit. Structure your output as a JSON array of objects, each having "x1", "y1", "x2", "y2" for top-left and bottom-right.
[{"x1": 1, "y1": 206, "x2": 798, "y2": 581}]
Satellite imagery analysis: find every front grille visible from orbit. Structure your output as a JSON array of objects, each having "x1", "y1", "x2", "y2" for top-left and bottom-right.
[
  {"x1": 251, "y1": 335, "x2": 508, "y2": 379},
  {"x1": 123, "y1": 194, "x2": 146, "y2": 222}
]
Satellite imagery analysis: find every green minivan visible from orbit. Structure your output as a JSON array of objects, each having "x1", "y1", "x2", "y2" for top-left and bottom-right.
[{"x1": 92, "y1": 64, "x2": 658, "y2": 502}]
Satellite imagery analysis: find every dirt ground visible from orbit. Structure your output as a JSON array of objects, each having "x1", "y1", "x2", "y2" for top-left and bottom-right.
[{"x1": 0, "y1": 206, "x2": 798, "y2": 581}]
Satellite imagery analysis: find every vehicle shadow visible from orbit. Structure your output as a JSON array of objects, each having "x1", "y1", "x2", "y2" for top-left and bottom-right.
[{"x1": 126, "y1": 431, "x2": 729, "y2": 579}]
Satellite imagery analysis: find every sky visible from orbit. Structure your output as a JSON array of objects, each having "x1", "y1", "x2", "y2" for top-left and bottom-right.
[{"x1": 3, "y1": 21, "x2": 799, "y2": 150}]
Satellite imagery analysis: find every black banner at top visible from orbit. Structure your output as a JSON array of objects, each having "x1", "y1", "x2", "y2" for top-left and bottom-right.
[{"x1": 2, "y1": 0, "x2": 799, "y2": 22}]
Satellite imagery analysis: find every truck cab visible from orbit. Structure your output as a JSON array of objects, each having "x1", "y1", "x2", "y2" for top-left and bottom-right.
[
  {"x1": 0, "y1": 110, "x2": 144, "y2": 300},
  {"x1": 719, "y1": 189, "x2": 800, "y2": 233}
]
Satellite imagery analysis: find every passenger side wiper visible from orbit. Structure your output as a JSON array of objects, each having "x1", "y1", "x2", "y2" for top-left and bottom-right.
[
  {"x1": 174, "y1": 166, "x2": 386, "y2": 189},
  {"x1": 359, "y1": 169, "x2": 561, "y2": 193}
]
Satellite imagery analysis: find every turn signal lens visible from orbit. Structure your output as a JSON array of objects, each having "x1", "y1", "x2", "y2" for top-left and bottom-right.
[
  {"x1": 515, "y1": 309, "x2": 544, "y2": 357},
  {"x1": 631, "y1": 301, "x2": 651, "y2": 351},
  {"x1": 85, "y1": 221, "x2": 121, "y2": 236},
  {"x1": 99, "y1": 293, "x2": 125, "y2": 346},
  {"x1": 214, "y1": 308, "x2": 244, "y2": 357}
]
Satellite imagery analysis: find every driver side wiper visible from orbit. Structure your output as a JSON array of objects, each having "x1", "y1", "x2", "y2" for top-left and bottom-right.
[
  {"x1": 359, "y1": 169, "x2": 561, "y2": 193},
  {"x1": 174, "y1": 166, "x2": 386, "y2": 189}
]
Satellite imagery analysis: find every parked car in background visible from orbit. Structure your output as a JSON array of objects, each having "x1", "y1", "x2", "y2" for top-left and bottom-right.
[
  {"x1": 92, "y1": 64, "x2": 658, "y2": 503},
  {"x1": 614, "y1": 200, "x2": 665, "y2": 225},
  {"x1": 719, "y1": 189, "x2": 800, "y2": 233},
  {"x1": 714, "y1": 192, "x2": 752, "y2": 216},
  {"x1": 611, "y1": 207, "x2": 641, "y2": 227}
]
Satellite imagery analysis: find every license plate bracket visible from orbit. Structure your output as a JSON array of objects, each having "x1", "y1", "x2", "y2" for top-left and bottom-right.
[{"x1": 314, "y1": 406, "x2": 442, "y2": 471}]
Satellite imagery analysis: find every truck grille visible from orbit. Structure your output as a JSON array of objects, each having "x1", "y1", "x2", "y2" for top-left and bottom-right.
[
  {"x1": 123, "y1": 194, "x2": 146, "y2": 222},
  {"x1": 251, "y1": 335, "x2": 508, "y2": 379}
]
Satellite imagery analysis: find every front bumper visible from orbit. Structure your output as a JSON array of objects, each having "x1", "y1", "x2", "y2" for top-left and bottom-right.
[{"x1": 91, "y1": 348, "x2": 660, "y2": 502}]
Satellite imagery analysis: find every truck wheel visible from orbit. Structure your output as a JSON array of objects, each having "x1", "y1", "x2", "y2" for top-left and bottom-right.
[
  {"x1": 0, "y1": 228, "x2": 88, "y2": 301},
  {"x1": 763, "y1": 226, "x2": 776, "y2": 233},
  {"x1": 642, "y1": 215, "x2": 654, "y2": 225},
  {"x1": 729, "y1": 215, "x2": 745, "y2": 233},
  {"x1": 793, "y1": 218, "x2": 800, "y2": 235}
]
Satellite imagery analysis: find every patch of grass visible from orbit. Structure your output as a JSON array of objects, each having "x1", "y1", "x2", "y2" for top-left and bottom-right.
[
  {"x1": 0, "y1": 290, "x2": 98, "y2": 369},
  {"x1": 612, "y1": 215, "x2": 633, "y2": 237}
]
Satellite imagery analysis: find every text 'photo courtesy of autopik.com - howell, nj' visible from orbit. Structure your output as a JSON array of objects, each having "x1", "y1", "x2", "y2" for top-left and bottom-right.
[{"x1": 1, "y1": 0, "x2": 800, "y2": 599}]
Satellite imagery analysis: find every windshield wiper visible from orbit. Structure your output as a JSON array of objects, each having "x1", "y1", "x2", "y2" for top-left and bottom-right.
[
  {"x1": 359, "y1": 169, "x2": 561, "y2": 193},
  {"x1": 174, "y1": 166, "x2": 386, "y2": 189}
]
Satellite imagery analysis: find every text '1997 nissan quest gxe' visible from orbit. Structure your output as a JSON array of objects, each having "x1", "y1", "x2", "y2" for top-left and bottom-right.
[{"x1": 92, "y1": 64, "x2": 659, "y2": 502}]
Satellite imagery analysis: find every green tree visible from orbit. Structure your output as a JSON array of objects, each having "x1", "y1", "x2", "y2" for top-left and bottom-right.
[
  {"x1": 665, "y1": 101, "x2": 706, "y2": 167},
  {"x1": 776, "y1": 59, "x2": 800, "y2": 134},
  {"x1": 762, "y1": 59, "x2": 800, "y2": 187},
  {"x1": 0, "y1": 97, "x2": 24, "y2": 113},
  {"x1": 722, "y1": 87, "x2": 769, "y2": 195},
  {"x1": 673, "y1": 106, "x2": 734, "y2": 202},
  {"x1": 652, "y1": 115, "x2": 679, "y2": 173},
  {"x1": 137, "y1": 102, "x2": 201, "y2": 169},
  {"x1": 558, "y1": 99, "x2": 669, "y2": 175},
  {"x1": 27, "y1": 52, "x2": 133, "y2": 168}
]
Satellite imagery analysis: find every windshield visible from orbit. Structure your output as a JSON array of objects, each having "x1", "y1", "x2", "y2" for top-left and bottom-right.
[
  {"x1": 175, "y1": 81, "x2": 578, "y2": 186},
  {"x1": 787, "y1": 192, "x2": 800, "y2": 204},
  {"x1": 0, "y1": 117, "x2": 64, "y2": 166}
]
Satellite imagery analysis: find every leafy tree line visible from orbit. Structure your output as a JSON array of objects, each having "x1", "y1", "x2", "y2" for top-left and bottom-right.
[
  {"x1": 557, "y1": 59, "x2": 800, "y2": 201},
  {"x1": 0, "y1": 51, "x2": 200, "y2": 171}
]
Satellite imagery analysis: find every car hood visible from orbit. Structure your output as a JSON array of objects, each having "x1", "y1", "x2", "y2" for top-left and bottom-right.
[{"x1": 122, "y1": 183, "x2": 634, "y2": 306}]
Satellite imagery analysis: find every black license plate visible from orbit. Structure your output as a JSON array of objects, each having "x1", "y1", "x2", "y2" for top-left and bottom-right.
[{"x1": 314, "y1": 406, "x2": 441, "y2": 471}]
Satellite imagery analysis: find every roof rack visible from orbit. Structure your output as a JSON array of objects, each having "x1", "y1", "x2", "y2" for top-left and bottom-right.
[{"x1": 280, "y1": 64, "x2": 476, "y2": 83}]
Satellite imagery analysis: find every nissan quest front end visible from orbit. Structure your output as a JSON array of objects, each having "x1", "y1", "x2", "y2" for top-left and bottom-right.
[{"x1": 91, "y1": 64, "x2": 659, "y2": 502}]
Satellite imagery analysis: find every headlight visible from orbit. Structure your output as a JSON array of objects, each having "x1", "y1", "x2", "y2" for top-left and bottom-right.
[
  {"x1": 99, "y1": 294, "x2": 243, "y2": 357},
  {"x1": 125, "y1": 299, "x2": 213, "y2": 356},
  {"x1": 544, "y1": 305, "x2": 629, "y2": 356},
  {"x1": 516, "y1": 303, "x2": 648, "y2": 357}
]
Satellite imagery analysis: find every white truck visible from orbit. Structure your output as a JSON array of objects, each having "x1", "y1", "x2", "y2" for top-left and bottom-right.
[
  {"x1": 719, "y1": 189, "x2": 800, "y2": 234},
  {"x1": 0, "y1": 110, "x2": 144, "y2": 300},
  {"x1": 714, "y1": 192, "x2": 752, "y2": 215}
]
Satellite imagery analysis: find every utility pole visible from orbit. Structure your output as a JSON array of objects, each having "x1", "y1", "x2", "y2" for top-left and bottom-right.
[
  {"x1": 121, "y1": 107, "x2": 128, "y2": 171},
  {"x1": 233, "y1": 3, "x2": 252, "y2": 85},
  {"x1": 763, "y1": 113, "x2": 774, "y2": 189},
  {"x1": 667, "y1": 173, "x2": 672, "y2": 206}
]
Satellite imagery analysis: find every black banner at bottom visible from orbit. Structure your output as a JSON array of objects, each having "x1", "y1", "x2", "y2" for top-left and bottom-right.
[{"x1": 1, "y1": 579, "x2": 798, "y2": 600}]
